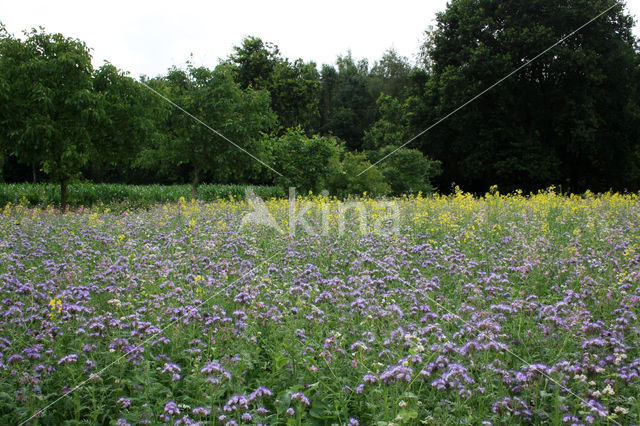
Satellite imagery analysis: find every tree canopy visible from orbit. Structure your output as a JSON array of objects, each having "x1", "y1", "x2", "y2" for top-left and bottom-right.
[
  {"x1": 137, "y1": 63, "x2": 276, "y2": 198},
  {"x1": 0, "y1": 27, "x2": 97, "y2": 209},
  {"x1": 410, "y1": 0, "x2": 640, "y2": 192},
  {"x1": 1, "y1": 0, "x2": 639, "y2": 200}
]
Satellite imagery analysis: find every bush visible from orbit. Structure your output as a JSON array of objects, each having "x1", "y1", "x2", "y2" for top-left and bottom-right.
[
  {"x1": 328, "y1": 151, "x2": 390, "y2": 198},
  {"x1": 367, "y1": 147, "x2": 441, "y2": 195},
  {"x1": 268, "y1": 129, "x2": 392, "y2": 198},
  {"x1": 268, "y1": 128, "x2": 343, "y2": 194},
  {"x1": 361, "y1": 93, "x2": 442, "y2": 195}
]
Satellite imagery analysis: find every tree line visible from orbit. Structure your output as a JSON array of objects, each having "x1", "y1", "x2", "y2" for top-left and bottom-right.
[{"x1": 1, "y1": 0, "x2": 639, "y2": 208}]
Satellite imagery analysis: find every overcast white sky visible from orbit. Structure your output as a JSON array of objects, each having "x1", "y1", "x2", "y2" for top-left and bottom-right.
[{"x1": 2, "y1": 0, "x2": 639, "y2": 79}]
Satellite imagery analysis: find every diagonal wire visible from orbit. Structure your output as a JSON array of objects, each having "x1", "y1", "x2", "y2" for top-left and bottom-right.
[
  {"x1": 357, "y1": 2, "x2": 620, "y2": 176},
  {"x1": 139, "y1": 80, "x2": 283, "y2": 177},
  {"x1": 19, "y1": 246, "x2": 285, "y2": 425}
]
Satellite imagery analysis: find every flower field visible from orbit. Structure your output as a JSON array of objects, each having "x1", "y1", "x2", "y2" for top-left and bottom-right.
[{"x1": 1, "y1": 190, "x2": 639, "y2": 425}]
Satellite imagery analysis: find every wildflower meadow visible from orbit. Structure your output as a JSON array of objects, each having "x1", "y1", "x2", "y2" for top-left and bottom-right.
[{"x1": 1, "y1": 189, "x2": 639, "y2": 425}]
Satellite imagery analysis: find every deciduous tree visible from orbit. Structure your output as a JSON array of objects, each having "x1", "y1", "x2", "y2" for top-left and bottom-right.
[
  {"x1": 0, "y1": 27, "x2": 98, "y2": 210},
  {"x1": 138, "y1": 63, "x2": 275, "y2": 198},
  {"x1": 411, "y1": 0, "x2": 640, "y2": 192},
  {"x1": 90, "y1": 63, "x2": 162, "y2": 182}
]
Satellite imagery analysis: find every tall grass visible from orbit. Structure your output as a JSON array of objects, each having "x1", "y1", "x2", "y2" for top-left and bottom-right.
[{"x1": 0, "y1": 183, "x2": 284, "y2": 208}]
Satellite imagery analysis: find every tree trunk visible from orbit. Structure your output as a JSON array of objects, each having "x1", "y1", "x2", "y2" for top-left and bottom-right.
[
  {"x1": 32, "y1": 163, "x2": 36, "y2": 184},
  {"x1": 60, "y1": 180, "x2": 68, "y2": 213},
  {"x1": 191, "y1": 166, "x2": 199, "y2": 200},
  {"x1": 92, "y1": 162, "x2": 104, "y2": 183}
]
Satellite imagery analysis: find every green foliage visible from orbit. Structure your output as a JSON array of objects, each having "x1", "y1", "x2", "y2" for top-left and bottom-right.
[
  {"x1": 363, "y1": 94, "x2": 442, "y2": 194},
  {"x1": 228, "y1": 36, "x2": 281, "y2": 90},
  {"x1": 369, "y1": 48, "x2": 413, "y2": 101},
  {"x1": 0, "y1": 27, "x2": 98, "y2": 208},
  {"x1": 136, "y1": 62, "x2": 276, "y2": 197},
  {"x1": 319, "y1": 53, "x2": 377, "y2": 150},
  {"x1": 370, "y1": 147, "x2": 441, "y2": 195},
  {"x1": 228, "y1": 36, "x2": 321, "y2": 134},
  {"x1": 328, "y1": 151, "x2": 390, "y2": 198},
  {"x1": 2, "y1": 4, "x2": 640, "y2": 196},
  {"x1": 412, "y1": 0, "x2": 640, "y2": 193},
  {"x1": 363, "y1": 94, "x2": 410, "y2": 150},
  {"x1": 268, "y1": 128, "x2": 343, "y2": 194},
  {"x1": 0, "y1": 183, "x2": 284, "y2": 208},
  {"x1": 267, "y1": 129, "x2": 391, "y2": 197},
  {"x1": 90, "y1": 63, "x2": 163, "y2": 182},
  {"x1": 270, "y1": 59, "x2": 321, "y2": 132}
]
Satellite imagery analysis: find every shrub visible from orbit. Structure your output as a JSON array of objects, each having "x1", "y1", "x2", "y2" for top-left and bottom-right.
[
  {"x1": 328, "y1": 151, "x2": 390, "y2": 198},
  {"x1": 368, "y1": 147, "x2": 441, "y2": 195},
  {"x1": 268, "y1": 128, "x2": 343, "y2": 194}
]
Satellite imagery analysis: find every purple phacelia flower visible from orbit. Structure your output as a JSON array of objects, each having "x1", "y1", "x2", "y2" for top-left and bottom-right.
[
  {"x1": 380, "y1": 364, "x2": 413, "y2": 384},
  {"x1": 291, "y1": 391, "x2": 310, "y2": 406},
  {"x1": 57, "y1": 354, "x2": 78, "y2": 365},
  {"x1": 118, "y1": 398, "x2": 131, "y2": 409},
  {"x1": 249, "y1": 386, "x2": 273, "y2": 401},
  {"x1": 192, "y1": 406, "x2": 210, "y2": 416},
  {"x1": 362, "y1": 373, "x2": 378, "y2": 384},
  {"x1": 224, "y1": 394, "x2": 249, "y2": 412},
  {"x1": 200, "y1": 361, "x2": 231, "y2": 379},
  {"x1": 164, "y1": 401, "x2": 180, "y2": 415}
]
